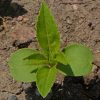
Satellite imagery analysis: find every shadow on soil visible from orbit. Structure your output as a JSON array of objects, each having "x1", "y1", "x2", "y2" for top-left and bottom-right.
[
  {"x1": 0, "y1": 1, "x2": 27, "y2": 28},
  {"x1": 0, "y1": 1, "x2": 27, "y2": 18},
  {"x1": 24, "y1": 76, "x2": 100, "y2": 100}
]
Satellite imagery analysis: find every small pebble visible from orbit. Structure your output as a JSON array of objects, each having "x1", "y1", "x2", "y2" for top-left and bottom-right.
[
  {"x1": 72, "y1": 4, "x2": 78, "y2": 10},
  {"x1": 67, "y1": 19, "x2": 72, "y2": 24},
  {"x1": 92, "y1": 65, "x2": 98, "y2": 73},
  {"x1": 22, "y1": 83, "x2": 31, "y2": 90},
  {"x1": 23, "y1": 18, "x2": 29, "y2": 23},
  {"x1": 17, "y1": 16, "x2": 23, "y2": 21},
  {"x1": 8, "y1": 95, "x2": 17, "y2": 100}
]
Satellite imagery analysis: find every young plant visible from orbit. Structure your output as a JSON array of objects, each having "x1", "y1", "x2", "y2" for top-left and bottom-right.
[{"x1": 8, "y1": 0, "x2": 93, "y2": 98}]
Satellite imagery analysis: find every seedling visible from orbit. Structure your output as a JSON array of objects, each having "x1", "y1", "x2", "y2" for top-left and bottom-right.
[{"x1": 8, "y1": 0, "x2": 93, "y2": 98}]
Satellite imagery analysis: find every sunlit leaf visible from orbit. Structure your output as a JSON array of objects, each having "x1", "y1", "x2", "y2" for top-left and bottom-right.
[
  {"x1": 36, "y1": 66, "x2": 57, "y2": 97},
  {"x1": 8, "y1": 48, "x2": 46, "y2": 82},
  {"x1": 58, "y1": 44, "x2": 93, "y2": 76},
  {"x1": 36, "y1": 0, "x2": 60, "y2": 60},
  {"x1": 54, "y1": 52, "x2": 67, "y2": 65}
]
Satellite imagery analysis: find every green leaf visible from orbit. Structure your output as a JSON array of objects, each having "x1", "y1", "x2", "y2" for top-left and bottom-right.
[
  {"x1": 58, "y1": 44, "x2": 93, "y2": 76},
  {"x1": 36, "y1": 66, "x2": 57, "y2": 98},
  {"x1": 54, "y1": 52, "x2": 67, "y2": 65},
  {"x1": 8, "y1": 48, "x2": 46, "y2": 82},
  {"x1": 36, "y1": 0, "x2": 60, "y2": 60},
  {"x1": 24, "y1": 52, "x2": 48, "y2": 65},
  {"x1": 57, "y1": 64, "x2": 74, "y2": 76}
]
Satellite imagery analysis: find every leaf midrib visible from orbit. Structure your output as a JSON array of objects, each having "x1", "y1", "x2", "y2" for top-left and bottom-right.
[
  {"x1": 43, "y1": 67, "x2": 52, "y2": 96},
  {"x1": 42, "y1": 4, "x2": 51, "y2": 61}
]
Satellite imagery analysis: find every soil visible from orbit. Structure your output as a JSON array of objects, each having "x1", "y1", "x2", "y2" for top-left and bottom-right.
[{"x1": 0, "y1": 0, "x2": 100, "y2": 100}]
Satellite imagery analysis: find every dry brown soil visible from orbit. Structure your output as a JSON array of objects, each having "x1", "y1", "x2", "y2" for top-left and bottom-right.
[{"x1": 0, "y1": 0, "x2": 100, "y2": 100}]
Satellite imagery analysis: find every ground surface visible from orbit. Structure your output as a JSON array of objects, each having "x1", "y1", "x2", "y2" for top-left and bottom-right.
[{"x1": 0, "y1": 0, "x2": 100, "y2": 100}]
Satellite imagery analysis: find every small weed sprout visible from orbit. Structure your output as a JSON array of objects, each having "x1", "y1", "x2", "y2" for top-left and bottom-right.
[{"x1": 8, "y1": 0, "x2": 93, "y2": 98}]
